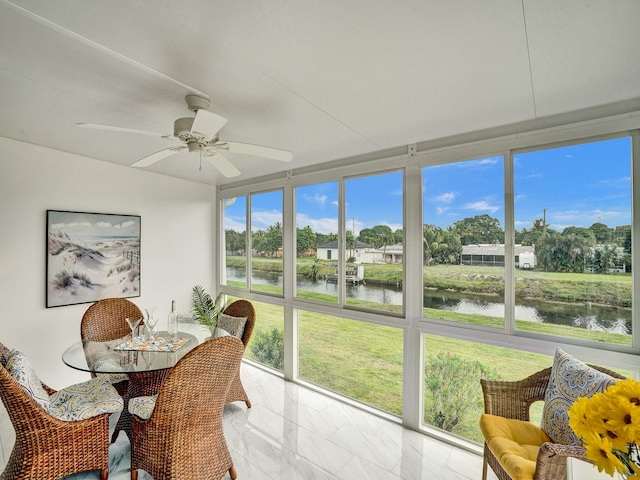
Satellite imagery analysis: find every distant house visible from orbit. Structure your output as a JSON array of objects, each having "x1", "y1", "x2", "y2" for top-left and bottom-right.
[
  {"x1": 370, "y1": 243, "x2": 404, "y2": 264},
  {"x1": 317, "y1": 240, "x2": 373, "y2": 262},
  {"x1": 461, "y1": 244, "x2": 536, "y2": 268}
]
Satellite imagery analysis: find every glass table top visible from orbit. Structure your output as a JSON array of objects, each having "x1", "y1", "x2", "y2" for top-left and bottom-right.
[{"x1": 62, "y1": 323, "x2": 227, "y2": 374}]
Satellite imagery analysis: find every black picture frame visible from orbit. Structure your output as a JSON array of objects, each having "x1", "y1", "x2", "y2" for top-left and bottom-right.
[{"x1": 46, "y1": 210, "x2": 141, "y2": 308}]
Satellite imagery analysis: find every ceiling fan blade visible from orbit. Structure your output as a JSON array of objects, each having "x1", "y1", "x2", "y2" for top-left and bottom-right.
[
  {"x1": 131, "y1": 146, "x2": 187, "y2": 167},
  {"x1": 220, "y1": 141, "x2": 293, "y2": 162},
  {"x1": 77, "y1": 123, "x2": 171, "y2": 139},
  {"x1": 204, "y1": 151, "x2": 241, "y2": 177},
  {"x1": 190, "y1": 110, "x2": 227, "y2": 139}
]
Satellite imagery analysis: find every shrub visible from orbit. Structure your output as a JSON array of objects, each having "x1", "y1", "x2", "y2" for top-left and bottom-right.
[
  {"x1": 424, "y1": 351, "x2": 500, "y2": 433},
  {"x1": 250, "y1": 328, "x2": 284, "y2": 370}
]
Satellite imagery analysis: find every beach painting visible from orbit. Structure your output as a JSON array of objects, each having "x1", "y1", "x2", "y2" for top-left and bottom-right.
[{"x1": 46, "y1": 210, "x2": 141, "y2": 307}]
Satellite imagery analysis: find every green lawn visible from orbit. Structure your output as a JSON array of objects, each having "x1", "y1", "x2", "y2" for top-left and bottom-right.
[{"x1": 225, "y1": 258, "x2": 632, "y2": 444}]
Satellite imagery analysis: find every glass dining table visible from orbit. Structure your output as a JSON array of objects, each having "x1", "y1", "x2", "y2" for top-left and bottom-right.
[{"x1": 62, "y1": 323, "x2": 226, "y2": 442}]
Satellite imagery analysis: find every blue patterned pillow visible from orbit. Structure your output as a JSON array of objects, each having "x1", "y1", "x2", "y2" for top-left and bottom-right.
[
  {"x1": 5, "y1": 350, "x2": 50, "y2": 409},
  {"x1": 128, "y1": 394, "x2": 158, "y2": 420},
  {"x1": 48, "y1": 375, "x2": 123, "y2": 421},
  {"x1": 541, "y1": 347, "x2": 616, "y2": 445}
]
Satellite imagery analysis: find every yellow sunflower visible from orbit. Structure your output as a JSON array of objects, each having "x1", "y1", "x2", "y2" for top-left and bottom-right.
[
  {"x1": 582, "y1": 433, "x2": 627, "y2": 477},
  {"x1": 604, "y1": 396, "x2": 640, "y2": 449},
  {"x1": 570, "y1": 395, "x2": 606, "y2": 438}
]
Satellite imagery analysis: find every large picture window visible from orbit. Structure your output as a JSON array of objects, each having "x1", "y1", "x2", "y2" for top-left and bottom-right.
[{"x1": 513, "y1": 137, "x2": 632, "y2": 345}]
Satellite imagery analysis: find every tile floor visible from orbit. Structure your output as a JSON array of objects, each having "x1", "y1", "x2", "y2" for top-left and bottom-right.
[{"x1": 0, "y1": 362, "x2": 497, "y2": 479}]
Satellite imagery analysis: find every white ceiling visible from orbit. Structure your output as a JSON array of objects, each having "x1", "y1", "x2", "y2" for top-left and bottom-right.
[{"x1": 1, "y1": 0, "x2": 639, "y2": 186}]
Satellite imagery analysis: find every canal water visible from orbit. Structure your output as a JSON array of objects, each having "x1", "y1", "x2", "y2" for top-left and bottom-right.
[{"x1": 226, "y1": 268, "x2": 631, "y2": 334}]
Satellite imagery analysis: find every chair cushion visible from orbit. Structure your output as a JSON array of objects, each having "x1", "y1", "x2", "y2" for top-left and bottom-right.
[
  {"x1": 480, "y1": 413, "x2": 551, "y2": 480},
  {"x1": 5, "y1": 350, "x2": 51, "y2": 408},
  {"x1": 128, "y1": 394, "x2": 158, "y2": 420},
  {"x1": 47, "y1": 375, "x2": 124, "y2": 421},
  {"x1": 218, "y1": 313, "x2": 247, "y2": 339},
  {"x1": 541, "y1": 347, "x2": 616, "y2": 445}
]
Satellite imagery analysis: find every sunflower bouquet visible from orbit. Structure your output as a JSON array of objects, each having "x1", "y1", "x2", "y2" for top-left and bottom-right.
[{"x1": 569, "y1": 379, "x2": 640, "y2": 479}]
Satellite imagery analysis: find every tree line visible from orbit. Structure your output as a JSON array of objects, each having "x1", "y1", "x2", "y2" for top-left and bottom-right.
[{"x1": 225, "y1": 213, "x2": 632, "y2": 273}]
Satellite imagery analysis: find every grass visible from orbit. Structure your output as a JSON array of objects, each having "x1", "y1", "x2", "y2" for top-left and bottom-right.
[{"x1": 225, "y1": 257, "x2": 633, "y2": 443}]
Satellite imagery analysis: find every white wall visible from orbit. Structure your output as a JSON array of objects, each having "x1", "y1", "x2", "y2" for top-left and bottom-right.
[{"x1": 0, "y1": 137, "x2": 217, "y2": 388}]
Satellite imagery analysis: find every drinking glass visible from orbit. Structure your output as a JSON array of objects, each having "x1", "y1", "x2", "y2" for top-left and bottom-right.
[
  {"x1": 125, "y1": 317, "x2": 142, "y2": 340},
  {"x1": 145, "y1": 308, "x2": 158, "y2": 341}
]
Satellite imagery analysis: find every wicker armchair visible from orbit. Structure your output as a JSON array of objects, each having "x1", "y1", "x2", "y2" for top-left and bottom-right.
[
  {"x1": 81, "y1": 297, "x2": 143, "y2": 441},
  {"x1": 0, "y1": 342, "x2": 114, "y2": 480},
  {"x1": 222, "y1": 299, "x2": 256, "y2": 408},
  {"x1": 129, "y1": 335, "x2": 244, "y2": 480},
  {"x1": 480, "y1": 365, "x2": 625, "y2": 480}
]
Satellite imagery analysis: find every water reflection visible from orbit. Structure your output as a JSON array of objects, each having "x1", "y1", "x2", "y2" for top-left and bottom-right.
[{"x1": 227, "y1": 268, "x2": 630, "y2": 333}]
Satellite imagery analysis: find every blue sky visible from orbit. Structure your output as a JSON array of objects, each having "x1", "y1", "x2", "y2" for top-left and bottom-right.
[{"x1": 224, "y1": 137, "x2": 632, "y2": 235}]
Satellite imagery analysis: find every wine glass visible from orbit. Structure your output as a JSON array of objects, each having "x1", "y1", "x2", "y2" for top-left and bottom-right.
[
  {"x1": 125, "y1": 317, "x2": 142, "y2": 340},
  {"x1": 145, "y1": 308, "x2": 158, "y2": 341}
]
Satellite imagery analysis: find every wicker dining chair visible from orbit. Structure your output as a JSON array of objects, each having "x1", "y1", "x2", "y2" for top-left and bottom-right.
[
  {"x1": 129, "y1": 335, "x2": 244, "y2": 480},
  {"x1": 221, "y1": 299, "x2": 256, "y2": 408},
  {"x1": 480, "y1": 364, "x2": 625, "y2": 480},
  {"x1": 81, "y1": 297, "x2": 143, "y2": 387},
  {"x1": 0, "y1": 342, "x2": 116, "y2": 480}
]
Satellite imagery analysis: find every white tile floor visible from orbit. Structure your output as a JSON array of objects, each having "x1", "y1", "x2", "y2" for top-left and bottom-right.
[{"x1": 0, "y1": 363, "x2": 497, "y2": 479}]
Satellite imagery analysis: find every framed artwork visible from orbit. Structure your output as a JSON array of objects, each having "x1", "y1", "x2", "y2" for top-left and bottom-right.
[{"x1": 46, "y1": 210, "x2": 141, "y2": 308}]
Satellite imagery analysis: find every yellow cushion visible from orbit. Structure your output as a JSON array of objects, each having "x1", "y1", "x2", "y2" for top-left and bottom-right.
[{"x1": 479, "y1": 413, "x2": 552, "y2": 480}]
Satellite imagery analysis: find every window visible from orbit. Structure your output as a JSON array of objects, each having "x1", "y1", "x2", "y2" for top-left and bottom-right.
[
  {"x1": 423, "y1": 334, "x2": 551, "y2": 443},
  {"x1": 345, "y1": 172, "x2": 404, "y2": 313},
  {"x1": 298, "y1": 309, "x2": 403, "y2": 414},
  {"x1": 295, "y1": 182, "x2": 339, "y2": 303},
  {"x1": 239, "y1": 299, "x2": 284, "y2": 372},
  {"x1": 250, "y1": 190, "x2": 283, "y2": 295},
  {"x1": 222, "y1": 195, "x2": 247, "y2": 289},
  {"x1": 422, "y1": 157, "x2": 505, "y2": 327},
  {"x1": 513, "y1": 137, "x2": 632, "y2": 345}
]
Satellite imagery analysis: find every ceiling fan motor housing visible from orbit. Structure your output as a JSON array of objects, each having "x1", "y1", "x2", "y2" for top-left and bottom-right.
[{"x1": 174, "y1": 117, "x2": 196, "y2": 141}]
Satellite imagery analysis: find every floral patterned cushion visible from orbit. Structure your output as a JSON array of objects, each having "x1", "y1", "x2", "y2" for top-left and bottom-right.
[
  {"x1": 47, "y1": 375, "x2": 123, "y2": 421},
  {"x1": 5, "y1": 350, "x2": 51, "y2": 408},
  {"x1": 218, "y1": 313, "x2": 247, "y2": 339},
  {"x1": 128, "y1": 394, "x2": 158, "y2": 420},
  {"x1": 541, "y1": 347, "x2": 617, "y2": 445},
  {"x1": 92, "y1": 358, "x2": 128, "y2": 384}
]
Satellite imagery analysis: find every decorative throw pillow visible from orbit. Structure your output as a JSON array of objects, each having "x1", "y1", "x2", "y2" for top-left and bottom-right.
[
  {"x1": 5, "y1": 350, "x2": 51, "y2": 409},
  {"x1": 128, "y1": 394, "x2": 158, "y2": 420},
  {"x1": 218, "y1": 313, "x2": 247, "y2": 339},
  {"x1": 541, "y1": 347, "x2": 617, "y2": 445}
]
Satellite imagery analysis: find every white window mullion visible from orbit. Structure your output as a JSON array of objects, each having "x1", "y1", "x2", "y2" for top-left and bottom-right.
[
  {"x1": 504, "y1": 151, "x2": 515, "y2": 335},
  {"x1": 403, "y1": 160, "x2": 424, "y2": 430}
]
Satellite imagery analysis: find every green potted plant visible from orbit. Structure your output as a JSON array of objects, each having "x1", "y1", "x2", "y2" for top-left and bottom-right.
[{"x1": 191, "y1": 285, "x2": 227, "y2": 335}]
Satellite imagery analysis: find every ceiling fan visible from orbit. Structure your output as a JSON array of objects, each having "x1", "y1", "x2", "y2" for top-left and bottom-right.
[{"x1": 77, "y1": 94, "x2": 293, "y2": 177}]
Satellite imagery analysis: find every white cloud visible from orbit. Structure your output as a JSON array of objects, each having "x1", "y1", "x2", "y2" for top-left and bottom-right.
[
  {"x1": 434, "y1": 192, "x2": 455, "y2": 204},
  {"x1": 251, "y1": 210, "x2": 283, "y2": 230},
  {"x1": 96, "y1": 222, "x2": 113, "y2": 228},
  {"x1": 464, "y1": 201, "x2": 500, "y2": 214},
  {"x1": 297, "y1": 213, "x2": 339, "y2": 234}
]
